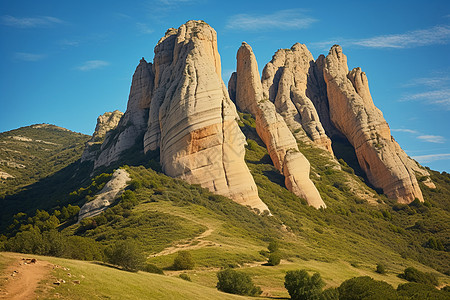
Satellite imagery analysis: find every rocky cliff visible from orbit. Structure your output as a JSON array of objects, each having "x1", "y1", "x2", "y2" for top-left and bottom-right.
[
  {"x1": 87, "y1": 20, "x2": 428, "y2": 208},
  {"x1": 81, "y1": 110, "x2": 123, "y2": 162},
  {"x1": 91, "y1": 21, "x2": 269, "y2": 213},
  {"x1": 323, "y1": 45, "x2": 424, "y2": 203},
  {"x1": 234, "y1": 42, "x2": 326, "y2": 209}
]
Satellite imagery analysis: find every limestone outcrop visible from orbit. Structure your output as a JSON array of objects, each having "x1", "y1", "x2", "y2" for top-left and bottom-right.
[
  {"x1": 235, "y1": 42, "x2": 325, "y2": 208},
  {"x1": 93, "y1": 59, "x2": 154, "y2": 169},
  {"x1": 78, "y1": 168, "x2": 130, "y2": 222},
  {"x1": 323, "y1": 45, "x2": 423, "y2": 203},
  {"x1": 261, "y1": 44, "x2": 333, "y2": 154},
  {"x1": 81, "y1": 110, "x2": 123, "y2": 162}
]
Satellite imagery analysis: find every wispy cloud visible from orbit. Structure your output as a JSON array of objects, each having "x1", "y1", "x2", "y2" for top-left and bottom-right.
[
  {"x1": 76, "y1": 60, "x2": 110, "y2": 71},
  {"x1": 157, "y1": 0, "x2": 194, "y2": 4},
  {"x1": 412, "y1": 153, "x2": 450, "y2": 163},
  {"x1": 226, "y1": 9, "x2": 317, "y2": 31},
  {"x1": 402, "y1": 89, "x2": 450, "y2": 110},
  {"x1": 14, "y1": 52, "x2": 46, "y2": 61},
  {"x1": 136, "y1": 23, "x2": 154, "y2": 34},
  {"x1": 313, "y1": 25, "x2": 450, "y2": 49},
  {"x1": 402, "y1": 76, "x2": 450, "y2": 88},
  {"x1": 391, "y1": 128, "x2": 419, "y2": 134},
  {"x1": 417, "y1": 135, "x2": 446, "y2": 144},
  {"x1": 1, "y1": 15, "x2": 63, "y2": 28}
]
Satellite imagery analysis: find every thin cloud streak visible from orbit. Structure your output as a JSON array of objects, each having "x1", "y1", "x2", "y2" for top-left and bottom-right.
[
  {"x1": 312, "y1": 25, "x2": 450, "y2": 49},
  {"x1": 136, "y1": 23, "x2": 154, "y2": 34},
  {"x1": 226, "y1": 9, "x2": 317, "y2": 31},
  {"x1": 1, "y1": 15, "x2": 63, "y2": 28},
  {"x1": 76, "y1": 60, "x2": 110, "y2": 71},
  {"x1": 417, "y1": 135, "x2": 446, "y2": 144},
  {"x1": 402, "y1": 89, "x2": 450, "y2": 110},
  {"x1": 14, "y1": 52, "x2": 46, "y2": 61},
  {"x1": 391, "y1": 129, "x2": 419, "y2": 134},
  {"x1": 412, "y1": 153, "x2": 450, "y2": 163}
]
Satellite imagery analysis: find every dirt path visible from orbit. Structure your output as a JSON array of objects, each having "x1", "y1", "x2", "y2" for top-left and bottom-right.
[
  {"x1": 0, "y1": 254, "x2": 52, "y2": 299},
  {"x1": 151, "y1": 228, "x2": 219, "y2": 257}
]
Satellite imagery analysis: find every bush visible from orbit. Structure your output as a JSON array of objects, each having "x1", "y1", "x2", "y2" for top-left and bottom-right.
[
  {"x1": 216, "y1": 268, "x2": 262, "y2": 296},
  {"x1": 106, "y1": 240, "x2": 145, "y2": 272},
  {"x1": 375, "y1": 263, "x2": 386, "y2": 274},
  {"x1": 320, "y1": 287, "x2": 339, "y2": 300},
  {"x1": 268, "y1": 240, "x2": 279, "y2": 253},
  {"x1": 179, "y1": 273, "x2": 191, "y2": 281},
  {"x1": 143, "y1": 263, "x2": 164, "y2": 274},
  {"x1": 338, "y1": 276, "x2": 397, "y2": 300},
  {"x1": 284, "y1": 269, "x2": 324, "y2": 300},
  {"x1": 172, "y1": 251, "x2": 195, "y2": 270},
  {"x1": 267, "y1": 251, "x2": 281, "y2": 266},
  {"x1": 398, "y1": 267, "x2": 439, "y2": 286},
  {"x1": 397, "y1": 282, "x2": 449, "y2": 299}
]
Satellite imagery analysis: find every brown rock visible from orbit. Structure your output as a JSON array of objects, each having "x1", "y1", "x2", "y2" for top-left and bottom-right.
[
  {"x1": 323, "y1": 45, "x2": 423, "y2": 203},
  {"x1": 261, "y1": 43, "x2": 333, "y2": 154},
  {"x1": 142, "y1": 21, "x2": 269, "y2": 213},
  {"x1": 235, "y1": 42, "x2": 326, "y2": 208}
]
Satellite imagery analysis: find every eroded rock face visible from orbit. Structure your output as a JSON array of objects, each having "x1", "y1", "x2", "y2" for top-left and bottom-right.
[
  {"x1": 78, "y1": 169, "x2": 130, "y2": 222},
  {"x1": 81, "y1": 110, "x2": 123, "y2": 162},
  {"x1": 141, "y1": 21, "x2": 268, "y2": 213},
  {"x1": 235, "y1": 42, "x2": 326, "y2": 208},
  {"x1": 261, "y1": 44, "x2": 333, "y2": 154},
  {"x1": 323, "y1": 45, "x2": 423, "y2": 203},
  {"x1": 93, "y1": 59, "x2": 154, "y2": 168}
]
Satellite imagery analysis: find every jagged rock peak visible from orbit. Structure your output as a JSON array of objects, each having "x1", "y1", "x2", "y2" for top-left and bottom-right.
[
  {"x1": 81, "y1": 110, "x2": 123, "y2": 162},
  {"x1": 141, "y1": 20, "x2": 269, "y2": 213},
  {"x1": 235, "y1": 42, "x2": 326, "y2": 209},
  {"x1": 261, "y1": 43, "x2": 333, "y2": 154},
  {"x1": 323, "y1": 45, "x2": 424, "y2": 203}
]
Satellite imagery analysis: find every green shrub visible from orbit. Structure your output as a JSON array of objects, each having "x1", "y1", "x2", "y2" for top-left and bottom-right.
[
  {"x1": 216, "y1": 268, "x2": 262, "y2": 296},
  {"x1": 143, "y1": 263, "x2": 164, "y2": 275},
  {"x1": 267, "y1": 251, "x2": 281, "y2": 266},
  {"x1": 179, "y1": 273, "x2": 191, "y2": 281},
  {"x1": 320, "y1": 287, "x2": 339, "y2": 300},
  {"x1": 398, "y1": 267, "x2": 439, "y2": 286},
  {"x1": 284, "y1": 269, "x2": 325, "y2": 300},
  {"x1": 424, "y1": 237, "x2": 445, "y2": 251},
  {"x1": 172, "y1": 250, "x2": 195, "y2": 270},
  {"x1": 106, "y1": 240, "x2": 145, "y2": 272},
  {"x1": 397, "y1": 282, "x2": 449, "y2": 299},
  {"x1": 375, "y1": 263, "x2": 386, "y2": 274},
  {"x1": 338, "y1": 276, "x2": 397, "y2": 300},
  {"x1": 268, "y1": 240, "x2": 279, "y2": 253}
]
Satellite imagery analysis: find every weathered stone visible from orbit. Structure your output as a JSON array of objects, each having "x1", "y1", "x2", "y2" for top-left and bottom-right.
[
  {"x1": 235, "y1": 42, "x2": 326, "y2": 208},
  {"x1": 142, "y1": 21, "x2": 269, "y2": 213},
  {"x1": 78, "y1": 169, "x2": 130, "y2": 222},
  {"x1": 81, "y1": 110, "x2": 123, "y2": 162},
  {"x1": 261, "y1": 43, "x2": 333, "y2": 154},
  {"x1": 323, "y1": 45, "x2": 423, "y2": 203}
]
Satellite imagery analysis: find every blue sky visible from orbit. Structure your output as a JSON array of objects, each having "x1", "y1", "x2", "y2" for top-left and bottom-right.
[{"x1": 0, "y1": 0, "x2": 449, "y2": 172}]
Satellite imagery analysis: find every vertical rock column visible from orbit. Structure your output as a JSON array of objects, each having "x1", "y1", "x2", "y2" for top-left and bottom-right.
[
  {"x1": 235, "y1": 42, "x2": 326, "y2": 209},
  {"x1": 323, "y1": 45, "x2": 423, "y2": 203},
  {"x1": 143, "y1": 21, "x2": 269, "y2": 213}
]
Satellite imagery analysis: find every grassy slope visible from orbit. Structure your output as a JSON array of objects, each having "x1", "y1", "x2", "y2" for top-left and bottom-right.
[
  {"x1": 0, "y1": 252, "x2": 250, "y2": 300},
  {"x1": 1, "y1": 118, "x2": 449, "y2": 298}
]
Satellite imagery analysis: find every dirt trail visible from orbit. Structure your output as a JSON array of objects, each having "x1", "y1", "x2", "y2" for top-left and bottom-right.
[
  {"x1": 0, "y1": 255, "x2": 52, "y2": 300},
  {"x1": 151, "y1": 228, "x2": 219, "y2": 257}
]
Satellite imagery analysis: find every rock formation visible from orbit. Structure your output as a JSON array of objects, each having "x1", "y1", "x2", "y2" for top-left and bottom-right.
[
  {"x1": 93, "y1": 59, "x2": 154, "y2": 169},
  {"x1": 261, "y1": 44, "x2": 333, "y2": 154},
  {"x1": 78, "y1": 168, "x2": 130, "y2": 222},
  {"x1": 91, "y1": 21, "x2": 269, "y2": 213},
  {"x1": 234, "y1": 42, "x2": 326, "y2": 208},
  {"x1": 323, "y1": 45, "x2": 423, "y2": 203},
  {"x1": 81, "y1": 110, "x2": 123, "y2": 162}
]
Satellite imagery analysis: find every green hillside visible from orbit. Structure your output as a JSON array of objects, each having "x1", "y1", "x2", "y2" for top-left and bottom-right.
[{"x1": 0, "y1": 117, "x2": 449, "y2": 298}]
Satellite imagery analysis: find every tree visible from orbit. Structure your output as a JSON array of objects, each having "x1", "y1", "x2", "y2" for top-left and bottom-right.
[
  {"x1": 216, "y1": 268, "x2": 262, "y2": 296},
  {"x1": 106, "y1": 240, "x2": 145, "y2": 272},
  {"x1": 172, "y1": 250, "x2": 195, "y2": 270},
  {"x1": 375, "y1": 263, "x2": 386, "y2": 274},
  {"x1": 398, "y1": 267, "x2": 439, "y2": 286},
  {"x1": 338, "y1": 276, "x2": 397, "y2": 300},
  {"x1": 268, "y1": 240, "x2": 279, "y2": 253},
  {"x1": 267, "y1": 251, "x2": 281, "y2": 266},
  {"x1": 284, "y1": 269, "x2": 325, "y2": 300}
]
